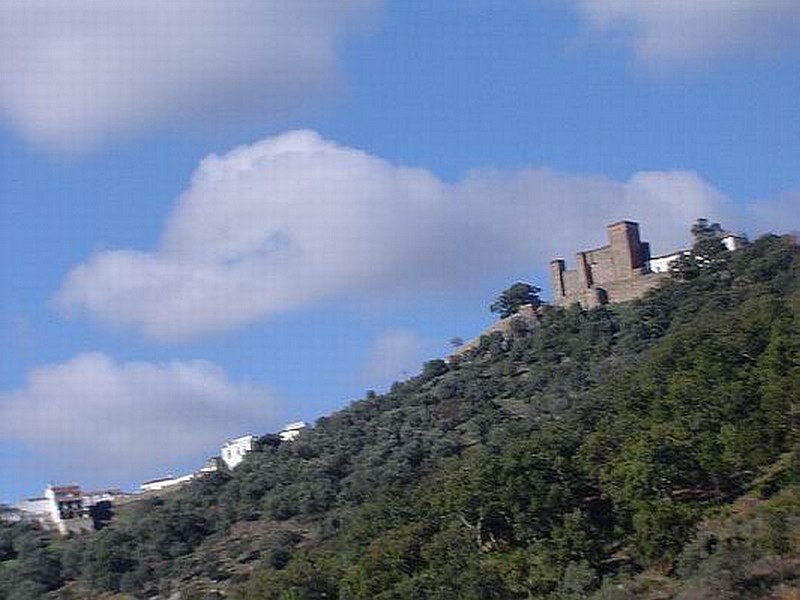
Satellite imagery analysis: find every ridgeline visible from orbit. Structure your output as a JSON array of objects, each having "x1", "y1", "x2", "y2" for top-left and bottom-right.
[{"x1": 2, "y1": 230, "x2": 799, "y2": 599}]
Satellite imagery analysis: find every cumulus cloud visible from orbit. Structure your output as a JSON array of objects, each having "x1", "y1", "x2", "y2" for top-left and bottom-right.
[
  {"x1": 55, "y1": 129, "x2": 731, "y2": 340},
  {"x1": 361, "y1": 330, "x2": 429, "y2": 389},
  {"x1": 739, "y1": 186, "x2": 800, "y2": 237},
  {"x1": 0, "y1": 353, "x2": 276, "y2": 480},
  {"x1": 571, "y1": 0, "x2": 800, "y2": 70},
  {"x1": 0, "y1": 0, "x2": 377, "y2": 152}
]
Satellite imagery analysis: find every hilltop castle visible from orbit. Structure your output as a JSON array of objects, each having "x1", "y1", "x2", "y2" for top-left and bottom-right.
[{"x1": 550, "y1": 220, "x2": 743, "y2": 308}]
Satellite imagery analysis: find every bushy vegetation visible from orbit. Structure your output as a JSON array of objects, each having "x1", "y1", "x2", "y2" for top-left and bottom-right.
[
  {"x1": 0, "y1": 523, "x2": 62, "y2": 599},
  {"x1": 490, "y1": 282, "x2": 542, "y2": 318},
  {"x1": 2, "y1": 229, "x2": 798, "y2": 599}
]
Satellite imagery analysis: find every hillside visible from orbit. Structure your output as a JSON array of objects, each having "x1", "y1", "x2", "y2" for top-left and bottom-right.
[{"x1": 1, "y1": 230, "x2": 799, "y2": 600}]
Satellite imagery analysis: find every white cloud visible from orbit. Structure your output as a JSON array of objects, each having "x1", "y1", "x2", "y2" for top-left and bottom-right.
[
  {"x1": 739, "y1": 186, "x2": 800, "y2": 237},
  {"x1": 361, "y1": 330, "x2": 428, "y2": 388},
  {"x1": 0, "y1": 1, "x2": 378, "y2": 152},
  {"x1": 0, "y1": 353, "x2": 276, "y2": 480},
  {"x1": 571, "y1": 0, "x2": 800, "y2": 70},
  {"x1": 55, "y1": 129, "x2": 730, "y2": 341}
]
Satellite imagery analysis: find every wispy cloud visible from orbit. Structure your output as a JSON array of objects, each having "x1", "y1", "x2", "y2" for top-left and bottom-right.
[
  {"x1": 571, "y1": 0, "x2": 800, "y2": 71},
  {"x1": 361, "y1": 330, "x2": 429, "y2": 389},
  {"x1": 0, "y1": 1, "x2": 378, "y2": 153}
]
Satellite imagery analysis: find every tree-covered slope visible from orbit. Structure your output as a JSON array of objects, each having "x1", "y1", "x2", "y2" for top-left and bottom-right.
[{"x1": 2, "y1": 231, "x2": 799, "y2": 600}]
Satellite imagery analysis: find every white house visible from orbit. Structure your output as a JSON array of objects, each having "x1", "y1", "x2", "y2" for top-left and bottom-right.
[
  {"x1": 199, "y1": 456, "x2": 224, "y2": 474},
  {"x1": 221, "y1": 434, "x2": 257, "y2": 469},
  {"x1": 140, "y1": 474, "x2": 195, "y2": 492},
  {"x1": 648, "y1": 232, "x2": 746, "y2": 274},
  {"x1": 12, "y1": 485, "x2": 94, "y2": 535},
  {"x1": 44, "y1": 484, "x2": 86, "y2": 532},
  {"x1": 721, "y1": 233, "x2": 746, "y2": 252},
  {"x1": 9, "y1": 484, "x2": 124, "y2": 534},
  {"x1": 15, "y1": 496, "x2": 50, "y2": 522},
  {"x1": 82, "y1": 489, "x2": 125, "y2": 506},
  {"x1": 0, "y1": 504, "x2": 24, "y2": 523},
  {"x1": 279, "y1": 421, "x2": 307, "y2": 442},
  {"x1": 648, "y1": 250, "x2": 687, "y2": 274}
]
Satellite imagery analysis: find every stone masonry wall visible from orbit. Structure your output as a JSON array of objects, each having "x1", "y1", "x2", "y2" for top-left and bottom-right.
[{"x1": 551, "y1": 221, "x2": 664, "y2": 308}]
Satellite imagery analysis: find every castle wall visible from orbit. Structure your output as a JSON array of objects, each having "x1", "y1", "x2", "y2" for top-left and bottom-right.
[
  {"x1": 581, "y1": 246, "x2": 615, "y2": 285},
  {"x1": 551, "y1": 221, "x2": 663, "y2": 308},
  {"x1": 600, "y1": 272, "x2": 665, "y2": 304},
  {"x1": 560, "y1": 269, "x2": 580, "y2": 302},
  {"x1": 608, "y1": 221, "x2": 646, "y2": 275}
]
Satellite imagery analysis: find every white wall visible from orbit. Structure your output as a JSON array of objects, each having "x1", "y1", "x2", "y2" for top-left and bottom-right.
[
  {"x1": 140, "y1": 474, "x2": 194, "y2": 492},
  {"x1": 221, "y1": 435, "x2": 256, "y2": 469}
]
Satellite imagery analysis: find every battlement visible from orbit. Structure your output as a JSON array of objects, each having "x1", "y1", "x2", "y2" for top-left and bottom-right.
[{"x1": 550, "y1": 221, "x2": 665, "y2": 308}]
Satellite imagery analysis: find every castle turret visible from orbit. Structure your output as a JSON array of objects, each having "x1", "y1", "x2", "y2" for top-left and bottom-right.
[
  {"x1": 549, "y1": 221, "x2": 666, "y2": 308},
  {"x1": 607, "y1": 220, "x2": 646, "y2": 278},
  {"x1": 550, "y1": 259, "x2": 566, "y2": 302}
]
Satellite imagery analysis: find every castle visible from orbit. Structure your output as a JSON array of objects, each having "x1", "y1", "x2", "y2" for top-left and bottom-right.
[
  {"x1": 550, "y1": 220, "x2": 743, "y2": 308},
  {"x1": 550, "y1": 221, "x2": 662, "y2": 308}
]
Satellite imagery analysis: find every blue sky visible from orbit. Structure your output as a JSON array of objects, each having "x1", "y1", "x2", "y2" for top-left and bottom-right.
[{"x1": 1, "y1": 1, "x2": 799, "y2": 502}]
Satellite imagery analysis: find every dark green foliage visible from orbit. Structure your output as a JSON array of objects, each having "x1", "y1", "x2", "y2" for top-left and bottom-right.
[
  {"x1": 672, "y1": 484, "x2": 800, "y2": 600},
  {"x1": 234, "y1": 233, "x2": 799, "y2": 599},
  {"x1": 490, "y1": 282, "x2": 542, "y2": 318},
  {"x1": 87, "y1": 501, "x2": 113, "y2": 530},
  {"x1": 5, "y1": 232, "x2": 799, "y2": 599},
  {"x1": 669, "y1": 218, "x2": 739, "y2": 281},
  {"x1": 0, "y1": 523, "x2": 63, "y2": 599}
]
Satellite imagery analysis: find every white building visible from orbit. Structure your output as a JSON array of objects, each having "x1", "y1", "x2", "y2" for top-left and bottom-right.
[
  {"x1": 44, "y1": 484, "x2": 84, "y2": 526},
  {"x1": 721, "y1": 233, "x2": 746, "y2": 252},
  {"x1": 140, "y1": 474, "x2": 194, "y2": 492},
  {"x1": 0, "y1": 504, "x2": 23, "y2": 523},
  {"x1": 648, "y1": 250, "x2": 687, "y2": 274},
  {"x1": 199, "y1": 456, "x2": 224, "y2": 474},
  {"x1": 647, "y1": 232, "x2": 746, "y2": 274},
  {"x1": 279, "y1": 421, "x2": 307, "y2": 442},
  {"x1": 221, "y1": 434, "x2": 257, "y2": 469},
  {"x1": 82, "y1": 489, "x2": 125, "y2": 506},
  {"x1": 10, "y1": 484, "x2": 124, "y2": 534},
  {"x1": 15, "y1": 496, "x2": 50, "y2": 522},
  {"x1": 17, "y1": 484, "x2": 94, "y2": 535}
]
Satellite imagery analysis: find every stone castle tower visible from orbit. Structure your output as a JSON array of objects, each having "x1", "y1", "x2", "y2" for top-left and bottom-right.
[{"x1": 550, "y1": 221, "x2": 666, "y2": 308}]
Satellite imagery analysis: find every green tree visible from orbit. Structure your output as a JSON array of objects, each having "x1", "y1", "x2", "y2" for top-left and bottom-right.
[
  {"x1": 43, "y1": 232, "x2": 799, "y2": 600},
  {"x1": 490, "y1": 282, "x2": 541, "y2": 318},
  {"x1": 671, "y1": 218, "x2": 732, "y2": 280}
]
